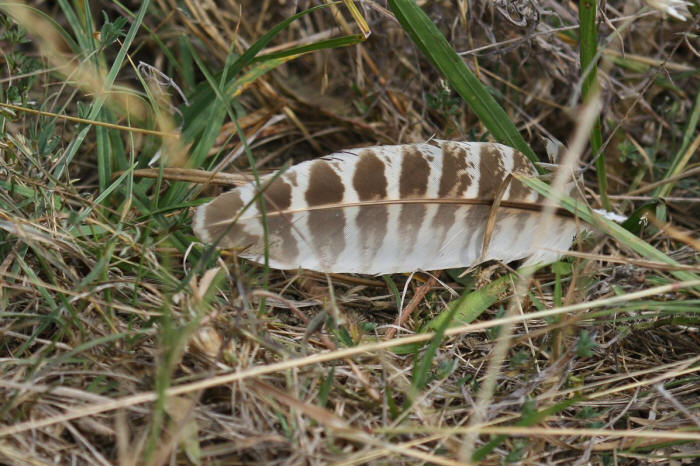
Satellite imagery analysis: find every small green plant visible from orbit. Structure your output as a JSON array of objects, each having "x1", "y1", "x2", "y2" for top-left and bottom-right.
[
  {"x1": 509, "y1": 349, "x2": 530, "y2": 370},
  {"x1": 0, "y1": 16, "x2": 40, "y2": 101},
  {"x1": 505, "y1": 438, "x2": 529, "y2": 463},
  {"x1": 576, "y1": 330, "x2": 596, "y2": 358},
  {"x1": 97, "y1": 12, "x2": 127, "y2": 48},
  {"x1": 426, "y1": 80, "x2": 461, "y2": 116}
]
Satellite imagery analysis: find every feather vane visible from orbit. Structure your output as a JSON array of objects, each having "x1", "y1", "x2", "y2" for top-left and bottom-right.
[{"x1": 193, "y1": 141, "x2": 577, "y2": 274}]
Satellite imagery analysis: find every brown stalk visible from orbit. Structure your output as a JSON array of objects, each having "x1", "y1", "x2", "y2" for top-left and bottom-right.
[{"x1": 385, "y1": 276, "x2": 437, "y2": 340}]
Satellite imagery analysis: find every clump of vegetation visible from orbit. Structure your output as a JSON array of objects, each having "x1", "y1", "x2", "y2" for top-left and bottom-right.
[{"x1": 1, "y1": 1, "x2": 698, "y2": 464}]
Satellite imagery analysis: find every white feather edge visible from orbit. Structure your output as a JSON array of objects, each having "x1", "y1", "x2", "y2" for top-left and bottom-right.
[{"x1": 192, "y1": 201, "x2": 212, "y2": 245}]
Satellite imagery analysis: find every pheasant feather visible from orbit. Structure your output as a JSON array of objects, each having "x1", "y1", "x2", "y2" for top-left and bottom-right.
[{"x1": 193, "y1": 141, "x2": 577, "y2": 274}]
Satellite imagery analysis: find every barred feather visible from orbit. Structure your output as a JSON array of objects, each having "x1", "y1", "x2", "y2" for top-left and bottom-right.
[{"x1": 193, "y1": 141, "x2": 577, "y2": 274}]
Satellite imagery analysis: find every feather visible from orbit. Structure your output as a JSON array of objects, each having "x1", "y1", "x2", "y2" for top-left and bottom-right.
[{"x1": 193, "y1": 141, "x2": 578, "y2": 274}]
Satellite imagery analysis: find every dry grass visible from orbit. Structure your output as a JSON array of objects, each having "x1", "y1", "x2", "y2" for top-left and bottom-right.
[{"x1": 1, "y1": 1, "x2": 699, "y2": 464}]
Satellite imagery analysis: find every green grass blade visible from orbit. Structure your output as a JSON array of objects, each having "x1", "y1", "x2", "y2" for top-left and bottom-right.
[
  {"x1": 253, "y1": 34, "x2": 365, "y2": 62},
  {"x1": 654, "y1": 86, "x2": 700, "y2": 202},
  {"x1": 66, "y1": 161, "x2": 137, "y2": 234},
  {"x1": 409, "y1": 292, "x2": 459, "y2": 396},
  {"x1": 472, "y1": 397, "x2": 581, "y2": 461},
  {"x1": 517, "y1": 175, "x2": 700, "y2": 286},
  {"x1": 229, "y1": 3, "x2": 336, "y2": 78},
  {"x1": 424, "y1": 274, "x2": 511, "y2": 331},
  {"x1": 55, "y1": 0, "x2": 89, "y2": 50},
  {"x1": 182, "y1": 2, "x2": 349, "y2": 128},
  {"x1": 387, "y1": 0, "x2": 539, "y2": 167},
  {"x1": 578, "y1": 0, "x2": 610, "y2": 209},
  {"x1": 52, "y1": 0, "x2": 150, "y2": 181},
  {"x1": 95, "y1": 110, "x2": 113, "y2": 193},
  {"x1": 382, "y1": 275, "x2": 402, "y2": 310}
]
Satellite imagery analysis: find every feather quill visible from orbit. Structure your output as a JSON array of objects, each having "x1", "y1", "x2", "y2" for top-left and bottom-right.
[{"x1": 193, "y1": 141, "x2": 577, "y2": 274}]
